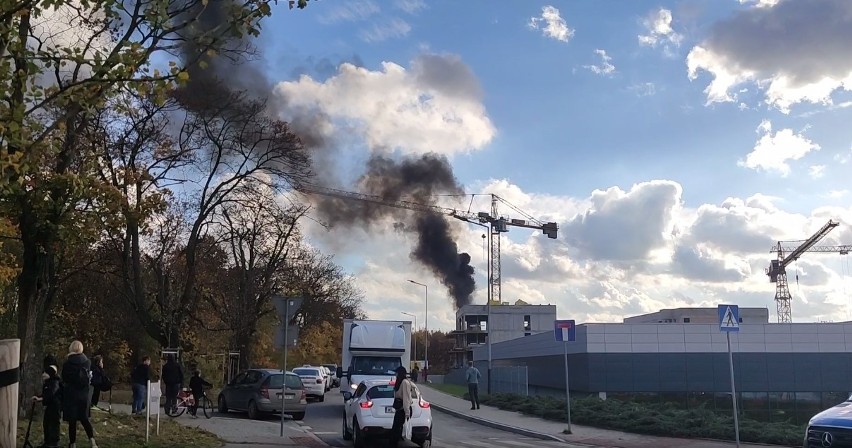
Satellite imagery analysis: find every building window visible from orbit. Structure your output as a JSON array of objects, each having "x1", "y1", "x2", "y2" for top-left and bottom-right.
[
  {"x1": 738, "y1": 317, "x2": 743, "y2": 323},
  {"x1": 524, "y1": 315, "x2": 531, "y2": 331},
  {"x1": 683, "y1": 318, "x2": 690, "y2": 323}
]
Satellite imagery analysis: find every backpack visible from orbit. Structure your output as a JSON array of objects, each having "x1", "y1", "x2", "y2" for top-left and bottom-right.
[
  {"x1": 99, "y1": 374, "x2": 113, "y2": 392},
  {"x1": 70, "y1": 364, "x2": 90, "y2": 388}
]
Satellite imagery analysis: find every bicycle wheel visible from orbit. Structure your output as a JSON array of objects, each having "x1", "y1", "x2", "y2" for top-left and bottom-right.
[
  {"x1": 165, "y1": 402, "x2": 186, "y2": 417},
  {"x1": 201, "y1": 396, "x2": 213, "y2": 419}
]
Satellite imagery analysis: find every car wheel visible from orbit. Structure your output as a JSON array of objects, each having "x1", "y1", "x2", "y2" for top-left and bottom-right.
[
  {"x1": 217, "y1": 395, "x2": 228, "y2": 413},
  {"x1": 291, "y1": 412, "x2": 305, "y2": 421},
  {"x1": 318, "y1": 394, "x2": 325, "y2": 402},
  {"x1": 352, "y1": 417, "x2": 366, "y2": 448},
  {"x1": 247, "y1": 400, "x2": 259, "y2": 420},
  {"x1": 342, "y1": 414, "x2": 353, "y2": 440}
]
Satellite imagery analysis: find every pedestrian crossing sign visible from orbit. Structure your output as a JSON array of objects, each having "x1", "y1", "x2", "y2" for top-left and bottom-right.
[{"x1": 718, "y1": 304, "x2": 740, "y2": 332}]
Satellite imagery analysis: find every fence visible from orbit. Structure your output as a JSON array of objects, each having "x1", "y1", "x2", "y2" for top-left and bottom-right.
[{"x1": 491, "y1": 366, "x2": 528, "y2": 396}]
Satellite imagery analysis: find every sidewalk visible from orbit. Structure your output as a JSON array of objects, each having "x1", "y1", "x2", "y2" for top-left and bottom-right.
[
  {"x1": 108, "y1": 403, "x2": 327, "y2": 447},
  {"x1": 418, "y1": 384, "x2": 789, "y2": 448}
]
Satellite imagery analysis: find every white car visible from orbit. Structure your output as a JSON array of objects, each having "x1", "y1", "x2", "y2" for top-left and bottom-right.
[
  {"x1": 292, "y1": 367, "x2": 326, "y2": 402},
  {"x1": 342, "y1": 378, "x2": 432, "y2": 448}
]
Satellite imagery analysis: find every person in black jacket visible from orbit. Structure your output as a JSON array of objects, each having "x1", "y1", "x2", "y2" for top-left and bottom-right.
[
  {"x1": 61, "y1": 340, "x2": 97, "y2": 448},
  {"x1": 130, "y1": 356, "x2": 151, "y2": 415},
  {"x1": 90, "y1": 355, "x2": 105, "y2": 411},
  {"x1": 161, "y1": 354, "x2": 184, "y2": 414},
  {"x1": 32, "y1": 355, "x2": 62, "y2": 448},
  {"x1": 188, "y1": 370, "x2": 212, "y2": 417}
]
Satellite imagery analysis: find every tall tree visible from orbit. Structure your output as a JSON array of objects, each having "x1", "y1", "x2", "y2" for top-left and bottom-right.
[{"x1": 0, "y1": 0, "x2": 277, "y2": 404}]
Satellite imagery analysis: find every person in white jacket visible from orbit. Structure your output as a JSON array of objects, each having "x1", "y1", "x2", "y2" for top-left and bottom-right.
[{"x1": 390, "y1": 366, "x2": 413, "y2": 447}]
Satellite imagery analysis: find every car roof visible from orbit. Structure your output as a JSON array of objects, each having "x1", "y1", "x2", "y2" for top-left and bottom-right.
[
  {"x1": 248, "y1": 368, "x2": 299, "y2": 375},
  {"x1": 360, "y1": 378, "x2": 406, "y2": 387}
]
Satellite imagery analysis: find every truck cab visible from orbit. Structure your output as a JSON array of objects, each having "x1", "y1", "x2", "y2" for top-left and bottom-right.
[{"x1": 338, "y1": 319, "x2": 412, "y2": 394}]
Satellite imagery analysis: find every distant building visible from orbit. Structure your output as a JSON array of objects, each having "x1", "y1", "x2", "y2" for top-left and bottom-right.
[
  {"x1": 467, "y1": 307, "x2": 852, "y2": 424},
  {"x1": 623, "y1": 307, "x2": 769, "y2": 325},
  {"x1": 449, "y1": 301, "x2": 556, "y2": 368}
]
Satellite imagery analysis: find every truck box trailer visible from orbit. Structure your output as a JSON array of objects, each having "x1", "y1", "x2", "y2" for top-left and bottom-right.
[{"x1": 337, "y1": 319, "x2": 412, "y2": 393}]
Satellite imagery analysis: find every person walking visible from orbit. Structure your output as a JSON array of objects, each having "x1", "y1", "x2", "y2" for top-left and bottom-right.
[
  {"x1": 130, "y1": 356, "x2": 151, "y2": 415},
  {"x1": 161, "y1": 354, "x2": 184, "y2": 414},
  {"x1": 90, "y1": 355, "x2": 106, "y2": 411},
  {"x1": 411, "y1": 363, "x2": 420, "y2": 383},
  {"x1": 389, "y1": 366, "x2": 413, "y2": 447},
  {"x1": 61, "y1": 340, "x2": 98, "y2": 448},
  {"x1": 465, "y1": 360, "x2": 481, "y2": 410},
  {"x1": 32, "y1": 355, "x2": 62, "y2": 448}
]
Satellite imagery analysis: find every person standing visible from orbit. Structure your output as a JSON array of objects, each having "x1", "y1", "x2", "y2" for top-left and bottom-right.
[
  {"x1": 411, "y1": 364, "x2": 420, "y2": 383},
  {"x1": 161, "y1": 354, "x2": 184, "y2": 414},
  {"x1": 465, "y1": 360, "x2": 481, "y2": 410},
  {"x1": 130, "y1": 356, "x2": 151, "y2": 415},
  {"x1": 90, "y1": 355, "x2": 105, "y2": 411},
  {"x1": 32, "y1": 355, "x2": 62, "y2": 448},
  {"x1": 61, "y1": 340, "x2": 98, "y2": 448},
  {"x1": 389, "y1": 366, "x2": 413, "y2": 447}
]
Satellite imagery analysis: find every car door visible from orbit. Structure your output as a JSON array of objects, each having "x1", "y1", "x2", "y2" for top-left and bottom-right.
[
  {"x1": 235, "y1": 370, "x2": 261, "y2": 410},
  {"x1": 224, "y1": 372, "x2": 247, "y2": 409},
  {"x1": 346, "y1": 383, "x2": 367, "y2": 430}
]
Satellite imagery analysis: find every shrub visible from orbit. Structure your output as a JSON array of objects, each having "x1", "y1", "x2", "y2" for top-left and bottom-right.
[{"x1": 478, "y1": 393, "x2": 804, "y2": 446}]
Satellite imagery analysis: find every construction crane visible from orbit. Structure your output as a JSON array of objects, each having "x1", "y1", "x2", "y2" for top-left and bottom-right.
[
  {"x1": 294, "y1": 183, "x2": 558, "y2": 306},
  {"x1": 766, "y1": 219, "x2": 852, "y2": 323}
]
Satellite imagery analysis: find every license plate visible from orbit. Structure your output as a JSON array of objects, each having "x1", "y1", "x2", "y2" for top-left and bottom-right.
[
  {"x1": 285, "y1": 394, "x2": 295, "y2": 399},
  {"x1": 385, "y1": 406, "x2": 395, "y2": 413}
]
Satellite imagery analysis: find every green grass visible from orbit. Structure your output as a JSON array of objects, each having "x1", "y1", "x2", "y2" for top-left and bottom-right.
[
  {"x1": 474, "y1": 392, "x2": 804, "y2": 447},
  {"x1": 17, "y1": 409, "x2": 222, "y2": 447},
  {"x1": 429, "y1": 383, "x2": 468, "y2": 398}
]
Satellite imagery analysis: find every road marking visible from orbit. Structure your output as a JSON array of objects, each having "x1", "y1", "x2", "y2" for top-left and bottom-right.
[
  {"x1": 312, "y1": 431, "x2": 339, "y2": 435},
  {"x1": 459, "y1": 441, "x2": 497, "y2": 447},
  {"x1": 499, "y1": 441, "x2": 542, "y2": 447}
]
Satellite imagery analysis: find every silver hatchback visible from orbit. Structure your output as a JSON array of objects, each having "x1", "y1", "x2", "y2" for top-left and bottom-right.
[{"x1": 217, "y1": 368, "x2": 308, "y2": 420}]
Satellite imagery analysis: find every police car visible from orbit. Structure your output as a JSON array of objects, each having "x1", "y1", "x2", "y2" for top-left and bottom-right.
[{"x1": 804, "y1": 395, "x2": 852, "y2": 447}]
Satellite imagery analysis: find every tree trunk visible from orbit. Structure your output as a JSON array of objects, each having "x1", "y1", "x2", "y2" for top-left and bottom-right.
[
  {"x1": 231, "y1": 328, "x2": 255, "y2": 370},
  {"x1": 15, "y1": 205, "x2": 51, "y2": 415}
]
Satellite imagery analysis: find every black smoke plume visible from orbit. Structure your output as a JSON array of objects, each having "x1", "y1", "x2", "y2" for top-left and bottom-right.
[
  {"x1": 313, "y1": 154, "x2": 476, "y2": 309},
  {"x1": 174, "y1": 3, "x2": 476, "y2": 307}
]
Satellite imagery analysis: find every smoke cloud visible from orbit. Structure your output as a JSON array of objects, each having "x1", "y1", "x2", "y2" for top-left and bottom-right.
[
  {"x1": 312, "y1": 154, "x2": 477, "y2": 309},
  {"x1": 174, "y1": 2, "x2": 476, "y2": 308}
]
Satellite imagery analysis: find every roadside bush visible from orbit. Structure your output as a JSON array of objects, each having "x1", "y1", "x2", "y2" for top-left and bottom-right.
[{"x1": 479, "y1": 393, "x2": 804, "y2": 446}]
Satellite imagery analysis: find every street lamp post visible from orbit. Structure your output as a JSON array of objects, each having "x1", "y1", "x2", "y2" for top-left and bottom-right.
[
  {"x1": 408, "y1": 280, "x2": 428, "y2": 371},
  {"x1": 401, "y1": 311, "x2": 417, "y2": 363}
]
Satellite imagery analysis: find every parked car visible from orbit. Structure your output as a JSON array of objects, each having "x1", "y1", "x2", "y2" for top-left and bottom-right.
[
  {"x1": 342, "y1": 378, "x2": 432, "y2": 448},
  {"x1": 322, "y1": 363, "x2": 339, "y2": 388},
  {"x1": 292, "y1": 366, "x2": 327, "y2": 402},
  {"x1": 321, "y1": 366, "x2": 333, "y2": 391},
  {"x1": 217, "y1": 368, "x2": 307, "y2": 420},
  {"x1": 803, "y1": 395, "x2": 852, "y2": 447}
]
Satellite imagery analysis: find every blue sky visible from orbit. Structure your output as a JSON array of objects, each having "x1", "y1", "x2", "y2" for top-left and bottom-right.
[{"x1": 257, "y1": 0, "x2": 852, "y2": 330}]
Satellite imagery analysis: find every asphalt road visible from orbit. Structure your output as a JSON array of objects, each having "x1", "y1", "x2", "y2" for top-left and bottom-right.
[{"x1": 300, "y1": 391, "x2": 570, "y2": 448}]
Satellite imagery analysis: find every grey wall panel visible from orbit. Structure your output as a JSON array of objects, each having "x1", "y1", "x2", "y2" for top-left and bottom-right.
[
  {"x1": 793, "y1": 354, "x2": 822, "y2": 391},
  {"x1": 587, "y1": 353, "x2": 607, "y2": 391},
  {"x1": 658, "y1": 354, "x2": 687, "y2": 391},
  {"x1": 820, "y1": 353, "x2": 852, "y2": 390},
  {"x1": 632, "y1": 354, "x2": 661, "y2": 391},
  {"x1": 685, "y1": 353, "x2": 717, "y2": 391},
  {"x1": 604, "y1": 354, "x2": 634, "y2": 391},
  {"x1": 736, "y1": 353, "x2": 768, "y2": 391},
  {"x1": 765, "y1": 354, "x2": 795, "y2": 391}
]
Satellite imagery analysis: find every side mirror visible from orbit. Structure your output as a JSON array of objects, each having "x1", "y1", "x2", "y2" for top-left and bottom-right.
[
  {"x1": 336, "y1": 367, "x2": 344, "y2": 378},
  {"x1": 342, "y1": 391, "x2": 352, "y2": 401}
]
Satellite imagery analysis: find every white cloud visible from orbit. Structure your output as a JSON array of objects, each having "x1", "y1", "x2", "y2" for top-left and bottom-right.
[
  {"x1": 739, "y1": 0, "x2": 780, "y2": 7},
  {"x1": 738, "y1": 120, "x2": 820, "y2": 176},
  {"x1": 394, "y1": 0, "x2": 426, "y2": 14},
  {"x1": 319, "y1": 0, "x2": 380, "y2": 24},
  {"x1": 687, "y1": 0, "x2": 852, "y2": 112},
  {"x1": 629, "y1": 82, "x2": 657, "y2": 97},
  {"x1": 835, "y1": 149, "x2": 852, "y2": 164},
  {"x1": 528, "y1": 5, "x2": 574, "y2": 43},
  {"x1": 273, "y1": 53, "x2": 496, "y2": 156},
  {"x1": 638, "y1": 8, "x2": 683, "y2": 54},
  {"x1": 826, "y1": 189, "x2": 849, "y2": 199},
  {"x1": 359, "y1": 17, "x2": 412, "y2": 42},
  {"x1": 809, "y1": 165, "x2": 826, "y2": 179},
  {"x1": 584, "y1": 49, "x2": 616, "y2": 76}
]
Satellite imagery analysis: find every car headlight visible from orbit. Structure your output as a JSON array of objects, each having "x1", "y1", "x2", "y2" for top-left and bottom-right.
[{"x1": 350, "y1": 383, "x2": 358, "y2": 390}]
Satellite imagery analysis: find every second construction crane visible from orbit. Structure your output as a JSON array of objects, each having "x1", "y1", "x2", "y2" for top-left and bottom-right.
[
  {"x1": 767, "y1": 219, "x2": 852, "y2": 323},
  {"x1": 295, "y1": 184, "x2": 558, "y2": 306}
]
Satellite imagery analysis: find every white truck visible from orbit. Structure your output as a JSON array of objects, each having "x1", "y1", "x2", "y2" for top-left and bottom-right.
[{"x1": 337, "y1": 319, "x2": 412, "y2": 394}]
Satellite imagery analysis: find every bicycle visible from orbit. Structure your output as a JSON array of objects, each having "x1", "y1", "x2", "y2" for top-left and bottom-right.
[{"x1": 165, "y1": 387, "x2": 213, "y2": 418}]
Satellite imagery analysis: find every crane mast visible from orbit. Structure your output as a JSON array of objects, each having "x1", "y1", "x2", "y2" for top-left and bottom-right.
[
  {"x1": 766, "y1": 219, "x2": 845, "y2": 323},
  {"x1": 294, "y1": 183, "x2": 558, "y2": 306}
]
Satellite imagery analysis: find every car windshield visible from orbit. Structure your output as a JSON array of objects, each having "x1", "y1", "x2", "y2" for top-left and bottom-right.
[
  {"x1": 351, "y1": 356, "x2": 402, "y2": 376},
  {"x1": 366, "y1": 385, "x2": 395, "y2": 400},
  {"x1": 322, "y1": 364, "x2": 336, "y2": 371},
  {"x1": 293, "y1": 368, "x2": 319, "y2": 376},
  {"x1": 267, "y1": 373, "x2": 304, "y2": 389}
]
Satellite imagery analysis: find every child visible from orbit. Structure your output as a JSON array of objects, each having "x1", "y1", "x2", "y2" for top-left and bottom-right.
[
  {"x1": 32, "y1": 355, "x2": 62, "y2": 448},
  {"x1": 188, "y1": 370, "x2": 212, "y2": 417}
]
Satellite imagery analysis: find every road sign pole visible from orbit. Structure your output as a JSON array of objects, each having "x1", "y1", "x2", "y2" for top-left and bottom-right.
[
  {"x1": 727, "y1": 331, "x2": 741, "y2": 447},
  {"x1": 563, "y1": 340, "x2": 572, "y2": 434},
  {"x1": 280, "y1": 298, "x2": 289, "y2": 437}
]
